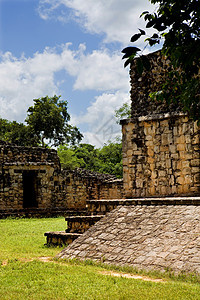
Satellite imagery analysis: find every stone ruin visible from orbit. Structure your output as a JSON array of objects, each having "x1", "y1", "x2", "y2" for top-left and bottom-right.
[
  {"x1": 121, "y1": 50, "x2": 200, "y2": 198},
  {"x1": 54, "y1": 50, "x2": 200, "y2": 274},
  {"x1": 0, "y1": 141, "x2": 123, "y2": 218},
  {"x1": 1, "y1": 50, "x2": 200, "y2": 274}
]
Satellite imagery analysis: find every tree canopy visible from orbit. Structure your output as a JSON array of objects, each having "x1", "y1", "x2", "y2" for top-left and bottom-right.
[
  {"x1": 57, "y1": 142, "x2": 123, "y2": 178},
  {"x1": 26, "y1": 95, "x2": 83, "y2": 147},
  {"x1": 0, "y1": 118, "x2": 38, "y2": 146},
  {"x1": 0, "y1": 95, "x2": 83, "y2": 147},
  {"x1": 122, "y1": 0, "x2": 200, "y2": 122}
]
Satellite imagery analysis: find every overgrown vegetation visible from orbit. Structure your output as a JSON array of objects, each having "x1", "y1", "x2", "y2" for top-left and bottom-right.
[
  {"x1": 122, "y1": 0, "x2": 200, "y2": 122},
  {"x1": 57, "y1": 141, "x2": 123, "y2": 178},
  {"x1": 0, "y1": 217, "x2": 200, "y2": 299}
]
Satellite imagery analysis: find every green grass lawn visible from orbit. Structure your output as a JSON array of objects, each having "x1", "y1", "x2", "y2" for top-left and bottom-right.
[{"x1": 0, "y1": 217, "x2": 200, "y2": 300}]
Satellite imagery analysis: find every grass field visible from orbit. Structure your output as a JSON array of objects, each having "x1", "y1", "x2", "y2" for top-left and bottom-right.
[{"x1": 0, "y1": 217, "x2": 200, "y2": 299}]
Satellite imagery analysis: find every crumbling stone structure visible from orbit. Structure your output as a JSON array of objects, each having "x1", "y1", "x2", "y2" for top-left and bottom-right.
[
  {"x1": 54, "y1": 51, "x2": 200, "y2": 275},
  {"x1": 121, "y1": 50, "x2": 200, "y2": 198},
  {"x1": 0, "y1": 141, "x2": 123, "y2": 217}
]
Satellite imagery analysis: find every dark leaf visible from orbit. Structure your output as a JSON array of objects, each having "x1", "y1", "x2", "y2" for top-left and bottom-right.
[
  {"x1": 130, "y1": 33, "x2": 142, "y2": 42},
  {"x1": 121, "y1": 46, "x2": 141, "y2": 54},
  {"x1": 144, "y1": 14, "x2": 152, "y2": 21},
  {"x1": 124, "y1": 58, "x2": 131, "y2": 68},
  {"x1": 139, "y1": 29, "x2": 146, "y2": 35},
  {"x1": 146, "y1": 20, "x2": 155, "y2": 28},
  {"x1": 122, "y1": 52, "x2": 132, "y2": 59},
  {"x1": 145, "y1": 38, "x2": 158, "y2": 46},
  {"x1": 151, "y1": 33, "x2": 159, "y2": 39},
  {"x1": 140, "y1": 11, "x2": 149, "y2": 18}
]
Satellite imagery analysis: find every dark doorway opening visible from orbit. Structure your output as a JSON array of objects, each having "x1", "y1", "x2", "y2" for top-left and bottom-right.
[{"x1": 23, "y1": 171, "x2": 38, "y2": 208}]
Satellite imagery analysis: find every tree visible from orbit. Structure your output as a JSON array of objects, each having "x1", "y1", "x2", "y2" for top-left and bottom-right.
[
  {"x1": 98, "y1": 142, "x2": 123, "y2": 177},
  {"x1": 57, "y1": 145, "x2": 83, "y2": 169},
  {"x1": 115, "y1": 102, "x2": 131, "y2": 123},
  {"x1": 0, "y1": 118, "x2": 39, "y2": 146},
  {"x1": 57, "y1": 141, "x2": 123, "y2": 178},
  {"x1": 26, "y1": 95, "x2": 83, "y2": 147},
  {"x1": 122, "y1": 0, "x2": 200, "y2": 122}
]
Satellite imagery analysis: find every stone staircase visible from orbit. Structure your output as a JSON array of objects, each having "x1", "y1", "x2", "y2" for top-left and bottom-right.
[
  {"x1": 44, "y1": 198, "x2": 128, "y2": 246},
  {"x1": 44, "y1": 197, "x2": 200, "y2": 246}
]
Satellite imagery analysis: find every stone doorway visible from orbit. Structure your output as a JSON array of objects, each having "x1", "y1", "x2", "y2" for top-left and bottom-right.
[{"x1": 23, "y1": 171, "x2": 38, "y2": 208}]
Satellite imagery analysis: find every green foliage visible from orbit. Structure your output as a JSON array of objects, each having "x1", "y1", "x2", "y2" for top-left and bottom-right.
[
  {"x1": 115, "y1": 102, "x2": 131, "y2": 123},
  {"x1": 57, "y1": 141, "x2": 123, "y2": 178},
  {"x1": 0, "y1": 95, "x2": 83, "y2": 147},
  {"x1": 122, "y1": 0, "x2": 200, "y2": 122},
  {"x1": 0, "y1": 118, "x2": 38, "y2": 146},
  {"x1": 26, "y1": 95, "x2": 83, "y2": 147}
]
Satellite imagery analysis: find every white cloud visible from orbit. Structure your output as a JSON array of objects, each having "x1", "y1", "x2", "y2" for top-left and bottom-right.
[
  {"x1": 72, "y1": 91, "x2": 131, "y2": 147},
  {"x1": 38, "y1": 0, "x2": 156, "y2": 44},
  {"x1": 74, "y1": 49, "x2": 129, "y2": 91},
  {"x1": 0, "y1": 43, "x2": 129, "y2": 140}
]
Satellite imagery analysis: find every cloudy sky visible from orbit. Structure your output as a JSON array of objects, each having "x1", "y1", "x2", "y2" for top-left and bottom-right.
[{"x1": 0, "y1": 0, "x2": 159, "y2": 147}]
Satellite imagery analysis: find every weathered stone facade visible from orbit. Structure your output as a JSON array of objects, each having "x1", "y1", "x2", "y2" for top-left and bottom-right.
[
  {"x1": 121, "y1": 114, "x2": 200, "y2": 197},
  {"x1": 0, "y1": 143, "x2": 60, "y2": 212},
  {"x1": 0, "y1": 142, "x2": 123, "y2": 216},
  {"x1": 58, "y1": 202, "x2": 200, "y2": 274},
  {"x1": 52, "y1": 169, "x2": 124, "y2": 211},
  {"x1": 130, "y1": 50, "x2": 183, "y2": 118},
  {"x1": 121, "y1": 51, "x2": 200, "y2": 198}
]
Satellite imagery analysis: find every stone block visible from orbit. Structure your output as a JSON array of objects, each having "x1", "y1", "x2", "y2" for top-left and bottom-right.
[
  {"x1": 176, "y1": 176, "x2": 184, "y2": 185},
  {"x1": 177, "y1": 144, "x2": 185, "y2": 151},
  {"x1": 190, "y1": 159, "x2": 200, "y2": 167}
]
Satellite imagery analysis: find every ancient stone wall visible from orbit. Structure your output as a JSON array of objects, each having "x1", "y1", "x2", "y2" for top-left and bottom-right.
[
  {"x1": 53, "y1": 169, "x2": 124, "y2": 211},
  {"x1": 130, "y1": 50, "x2": 183, "y2": 118},
  {"x1": 0, "y1": 143, "x2": 124, "y2": 215},
  {"x1": 0, "y1": 143, "x2": 60, "y2": 211},
  {"x1": 121, "y1": 50, "x2": 200, "y2": 198},
  {"x1": 58, "y1": 204, "x2": 200, "y2": 274},
  {"x1": 121, "y1": 114, "x2": 200, "y2": 198}
]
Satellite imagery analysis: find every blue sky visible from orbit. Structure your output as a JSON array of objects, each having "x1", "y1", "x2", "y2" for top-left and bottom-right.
[{"x1": 0, "y1": 0, "x2": 157, "y2": 146}]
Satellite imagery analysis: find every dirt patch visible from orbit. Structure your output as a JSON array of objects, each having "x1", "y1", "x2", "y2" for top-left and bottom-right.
[
  {"x1": 37, "y1": 256, "x2": 52, "y2": 262},
  {"x1": 99, "y1": 270, "x2": 165, "y2": 283},
  {"x1": 1, "y1": 260, "x2": 8, "y2": 266}
]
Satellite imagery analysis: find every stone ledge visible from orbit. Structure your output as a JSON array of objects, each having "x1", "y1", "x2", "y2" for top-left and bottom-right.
[
  {"x1": 44, "y1": 231, "x2": 81, "y2": 246},
  {"x1": 120, "y1": 112, "x2": 187, "y2": 125},
  {"x1": 65, "y1": 215, "x2": 105, "y2": 233},
  {"x1": 87, "y1": 197, "x2": 200, "y2": 205},
  {"x1": 0, "y1": 208, "x2": 87, "y2": 219}
]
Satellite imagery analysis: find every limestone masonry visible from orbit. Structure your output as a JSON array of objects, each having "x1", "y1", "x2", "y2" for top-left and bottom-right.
[
  {"x1": 55, "y1": 50, "x2": 200, "y2": 274},
  {"x1": 58, "y1": 204, "x2": 200, "y2": 274},
  {"x1": 1, "y1": 49, "x2": 200, "y2": 274},
  {"x1": 121, "y1": 50, "x2": 200, "y2": 198},
  {"x1": 0, "y1": 142, "x2": 123, "y2": 217},
  {"x1": 121, "y1": 114, "x2": 199, "y2": 198}
]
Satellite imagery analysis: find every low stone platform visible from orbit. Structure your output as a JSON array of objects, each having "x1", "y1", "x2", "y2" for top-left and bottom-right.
[
  {"x1": 65, "y1": 215, "x2": 104, "y2": 233},
  {"x1": 44, "y1": 231, "x2": 81, "y2": 246},
  {"x1": 57, "y1": 204, "x2": 200, "y2": 274}
]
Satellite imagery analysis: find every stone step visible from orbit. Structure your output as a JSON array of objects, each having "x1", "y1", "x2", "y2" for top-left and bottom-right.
[
  {"x1": 0, "y1": 208, "x2": 88, "y2": 219},
  {"x1": 86, "y1": 197, "x2": 200, "y2": 213},
  {"x1": 65, "y1": 215, "x2": 105, "y2": 233},
  {"x1": 44, "y1": 231, "x2": 81, "y2": 246},
  {"x1": 86, "y1": 199, "x2": 136, "y2": 213}
]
